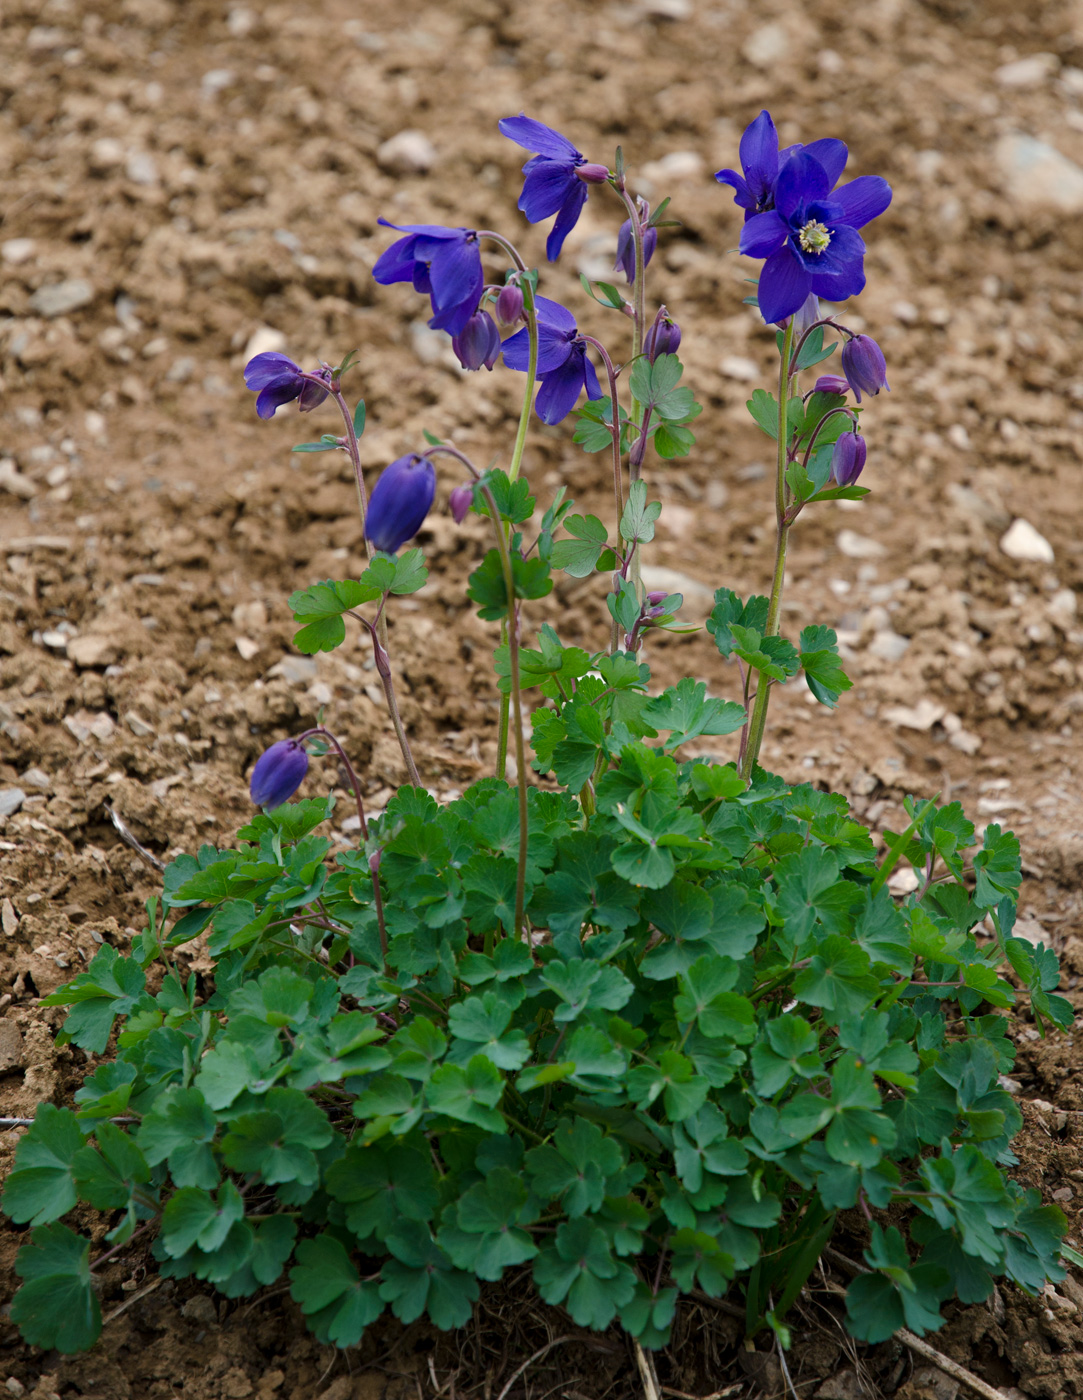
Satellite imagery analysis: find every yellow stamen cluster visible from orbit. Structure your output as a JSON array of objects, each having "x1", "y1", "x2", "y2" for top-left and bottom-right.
[{"x1": 798, "y1": 219, "x2": 831, "y2": 254}]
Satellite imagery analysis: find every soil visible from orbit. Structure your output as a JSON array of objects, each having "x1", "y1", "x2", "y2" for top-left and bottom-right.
[{"x1": 3, "y1": 0, "x2": 1083, "y2": 1395}]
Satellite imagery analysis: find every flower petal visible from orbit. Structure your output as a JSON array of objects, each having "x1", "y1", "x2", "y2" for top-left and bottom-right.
[
  {"x1": 500, "y1": 326, "x2": 531, "y2": 371},
  {"x1": 519, "y1": 160, "x2": 578, "y2": 222},
  {"x1": 498, "y1": 114, "x2": 581, "y2": 162},
  {"x1": 582, "y1": 352, "x2": 603, "y2": 402},
  {"x1": 739, "y1": 110, "x2": 779, "y2": 189},
  {"x1": 535, "y1": 355, "x2": 587, "y2": 425},
  {"x1": 739, "y1": 209, "x2": 788, "y2": 259},
  {"x1": 372, "y1": 235, "x2": 421, "y2": 286},
  {"x1": 775, "y1": 150, "x2": 831, "y2": 219},
  {"x1": 808, "y1": 262, "x2": 867, "y2": 305},
  {"x1": 377, "y1": 219, "x2": 469, "y2": 239},
  {"x1": 802, "y1": 138, "x2": 848, "y2": 188},
  {"x1": 426, "y1": 235, "x2": 482, "y2": 313},
  {"x1": 831, "y1": 175, "x2": 893, "y2": 229},
  {"x1": 244, "y1": 351, "x2": 302, "y2": 390},
  {"x1": 756, "y1": 246, "x2": 812, "y2": 325},
  {"x1": 715, "y1": 167, "x2": 754, "y2": 209},
  {"x1": 255, "y1": 381, "x2": 302, "y2": 419},
  {"x1": 545, "y1": 181, "x2": 588, "y2": 261},
  {"x1": 534, "y1": 296, "x2": 578, "y2": 334}
]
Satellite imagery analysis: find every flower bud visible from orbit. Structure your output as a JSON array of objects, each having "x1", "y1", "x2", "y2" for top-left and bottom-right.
[
  {"x1": 831, "y1": 431, "x2": 867, "y2": 487},
  {"x1": 449, "y1": 483, "x2": 474, "y2": 525},
  {"x1": 813, "y1": 374, "x2": 849, "y2": 397},
  {"x1": 297, "y1": 369, "x2": 332, "y2": 413},
  {"x1": 614, "y1": 219, "x2": 658, "y2": 284},
  {"x1": 452, "y1": 310, "x2": 501, "y2": 372},
  {"x1": 841, "y1": 334, "x2": 889, "y2": 403},
  {"x1": 643, "y1": 307, "x2": 681, "y2": 363},
  {"x1": 788, "y1": 291, "x2": 820, "y2": 337},
  {"x1": 495, "y1": 281, "x2": 525, "y2": 327},
  {"x1": 576, "y1": 162, "x2": 611, "y2": 184},
  {"x1": 646, "y1": 591, "x2": 669, "y2": 606},
  {"x1": 365, "y1": 454, "x2": 437, "y2": 554},
  {"x1": 250, "y1": 739, "x2": 309, "y2": 809}
]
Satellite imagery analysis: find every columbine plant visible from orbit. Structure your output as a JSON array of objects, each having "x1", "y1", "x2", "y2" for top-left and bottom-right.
[{"x1": 3, "y1": 113, "x2": 1074, "y2": 1388}]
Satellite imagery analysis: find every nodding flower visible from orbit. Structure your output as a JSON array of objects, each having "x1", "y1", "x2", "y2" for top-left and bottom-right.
[
  {"x1": 499, "y1": 114, "x2": 605, "y2": 262},
  {"x1": 249, "y1": 739, "x2": 309, "y2": 808},
  {"x1": 365, "y1": 454, "x2": 437, "y2": 555}
]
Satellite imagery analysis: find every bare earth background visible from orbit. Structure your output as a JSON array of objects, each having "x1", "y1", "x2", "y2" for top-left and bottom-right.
[{"x1": 4, "y1": 0, "x2": 1083, "y2": 1395}]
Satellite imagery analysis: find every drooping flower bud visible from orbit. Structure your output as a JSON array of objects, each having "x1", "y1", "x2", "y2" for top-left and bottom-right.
[
  {"x1": 841, "y1": 335, "x2": 889, "y2": 403},
  {"x1": 576, "y1": 162, "x2": 611, "y2": 184},
  {"x1": 297, "y1": 369, "x2": 332, "y2": 413},
  {"x1": 831, "y1": 431, "x2": 867, "y2": 487},
  {"x1": 449, "y1": 483, "x2": 474, "y2": 524},
  {"x1": 495, "y1": 281, "x2": 525, "y2": 328},
  {"x1": 365, "y1": 454, "x2": 437, "y2": 554},
  {"x1": 249, "y1": 739, "x2": 309, "y2": 809},
  {"x1": 644, "y1": 307, "x2": 682, "y2": 363},
  {"x1": 452, "y1": 310, "x2": 501, "y2": 372},
  {"x1": 614, "y1": 220, "x2": 658, "y2": 284},
  {"x1": 813, "y1": 374, "x2": 849, "y2": 397},
  {"x1": 646, "y1": 591, "x2": 669, "y2": 606}
]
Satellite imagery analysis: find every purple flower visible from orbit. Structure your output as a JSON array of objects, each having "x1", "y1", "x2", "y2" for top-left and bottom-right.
[
  {"x1": 502, "y1": 296, "x2": 603, "y2": 425},
  {"x1": 813, "y1": 374, "x2": 849, "y2": 397},
  {"x1": 250, "y1": 739, "x2": 309, "y2": 808},
  {"x1": 644, "y1": 307, "x2": 681, "y2": 362},
  {"x1": 831, "y1": 431, "x2": 866, "y2": 487},
  {"x1": 365, "y1": 454, "x2": 437, "y2": 554},
  {"x1": 716, "y1": 110, "x2": 848, "y2": 223},
  {"x1": 499, "y1": 114, "x2": 605, "y2": 262},
  {"x1": 738, "y1": 150, "x2": 892, "y2": 324},
  {"x1": 449, "y1": 483, "x2": 474, "y2": 524},
  {"x1": 614, "y1": 219, "x2": 658, "y2": 284},
  {"x1": 452, "y1": 310, "x2": 501, "y2": 372},
  {"x1": 244, "y1": 353, "x2": 330, "y2": 419},
  {"x1": 495, "y1": 281, "x2": 525, "y2": 327},
  {"x1": 372, "y1": 221, "x2": 483, "y2": 337},
  {"x1": 841, "y1": 334, "x2": 889, "y2": 402}
]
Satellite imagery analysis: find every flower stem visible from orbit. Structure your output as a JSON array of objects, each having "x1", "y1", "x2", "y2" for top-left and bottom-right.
[
  {"x1": 740, "y1": 319, "x2": 795, "y2": 781},
  {"x1": 612, "y1": 185, "x2": 647, "y2": 601}
]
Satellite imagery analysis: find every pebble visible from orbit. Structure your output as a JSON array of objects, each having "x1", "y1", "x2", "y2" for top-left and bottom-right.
[
  {"x1": 1, "y1": 238, "x2": 35, "y2": 265},
  {"x1": 888, "y1": 866, "x2": 920, "y2": 896},
  {"x1": 719, "y1": 355, "x2": 760, "y2": 381},
  {"x1": 89, "y1": 136, "x2": 125, "y2": 172},
  {"x1": 836, "y1": 529, "x2": 885, "y2": 560},
  {"x1": 1000, "y1": 518, "x2": 1054, "y2": 562},
  {"x1": 126, "y1": 712, "x2": 156, "y2": 738},
  {"x1": 63, "y1": 709, "x2": 116, "y2": 743},
  {"x1": 20, "y1": 767, "x2": 51, "y2": 790},
  {"x1": 866, "y1": 630, "x2": 909, "y2": 662},
  {"x1": 377, "y1": 129, "x2": 436, "y2": 174},
  {"x1": 996, "y1": 133, "x2": 1083, "y2": 213},
  {"x1": 0, "y1": 1021, "x2": 26, "y2": 1073},
  {"x1": 236, "y1": 637, "x2": 260, "y2": 661},
  {"x1": 244, "y1": 326, "x2": 287, "y2": 360},
  {"x1": 0, "y1": 459, "x2": 37, "y2": 499},
  {"x1": 0, "y1": 788, "x2": 27, "y2": 818},
  {"x1": 1012, "y1": 916, "x2": 1049, "y2": 946},
  {"x1": 125, "y1": 150, "x2": 159, "y2": 185},
  {"x1": 742, "y1": 21, "x2": 789, "y2": 67},
  {"x1": 881, "y1": 699, "x2": 945, "y2": 731},
  {"x1": 29, "y1": 278, "x2": 95, "y2": 318},
  {"x1": 66, "y1": 634, "x2": 118, "y2": 668},
  {"x1": 994, "y1": 53, "x2": 1058, "y2": 88},
  {"x1": 640, "y1": 150, "x2": 704, "y2": 184},
  {"x1": 267, "y1": 655, "x2": 318, "y2": 684}
]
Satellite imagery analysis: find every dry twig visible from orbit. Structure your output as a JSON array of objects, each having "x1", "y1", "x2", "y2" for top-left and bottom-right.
[
  {"x1": 101, "y1": 1275, "x2": 163, "y2": 1326},
  {"x1": 105, "y1": 804, "x2": 166, "y2": 871},
  {"x1": 494, "y1": 1334, "x2": 574, "y2": 1400},
  {"x1": 634, "y1": 1340, "x2": 662, "y2": 1400}
]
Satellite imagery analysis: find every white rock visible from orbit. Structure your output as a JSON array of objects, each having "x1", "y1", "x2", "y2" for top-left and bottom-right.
[
  {"x1": 126, "y1": 712, "x2": 156, "y2": 738},
  {"x1": 202, "y1": 68, "x2": 236, "y2": 95},
  {"x1": 742, "y1": 22, "x2": 789, "y2": 68},
  {"x1": 1047, "y1": 588, "x2": 1077, "y2": 628},
  {"x1": 29, "y1": 279, "x2": 95, "y2": 318},
  {"x1": 232, "y1": 600, "x2": 268, "y2": 632},
  {"x1": 837, "y1": 529, "x2": 886, "y2": 560},
  {"x1": 125, "y1": 150, "x2": 159, "y2": 186},
  {"x1": 640, "y1": 151, "x2": 704, "y2": 184},
  {"x1": 1, "y1": 238, "x2": 36, "y2": 266},
  {"x1": 89, "y1": 136, "x2": 125, "y2": 173},
  {"x1": 244, "y1": 326, "x2": 288, "y2": 360},
  {"x1": 638, "y1": 565, "x2": 714, "y2": 610},
  {"x1": 267, "y1": 655, "x2": 319, "y2": 684},
  {"x1": 996, "y1": 133, "x2": 1083, "y2": 213},
  {"x1": 995, "y1": 53, "x2": 1057, "y2": 88},
  {"x1": 308, "y1": 681, "x2": 334, "y2": 707},
  {"x1": 67, "y1": 634, "x2": 118, "y2": 668},
  {"x1": 867, "y1": 630, "x2": 909, "y2": 662},
  {"x1": 881, "y1": 699, "x2": 945, "y2": 731},
  {"x1": 1012, "y1": 916, "x2": 1049, "y2": 946},
  {"x1": 0, "y1": 459, "x2": 37, "y2": 499},
  {"x1": 0, "y1": 788, "x2": 27, "y2": 818},
  {"x1": 719, "y1": 355, "x2": 760, "y2": 382},
  {"x1": 236, "y1": 637, "x2": 260, "y2": 661},
  {"x1": 63, "y1": 709, "x2": 116, "y2": 744},
  {"x1": 1000, "y1": 518, "x2": 1054, "y2": 562},
  {"x1": 20, "y1": 767, "x2": 51, "y2": 790},
  {"x1": 888, "y1": 866, "x2": 920, "y2": 896},
  {"x1": 634, "y1": 0, "x2": 691, "y2": 16},
  {"x1": 377, "y1": 130, "x2": 437, "y2": 174}
]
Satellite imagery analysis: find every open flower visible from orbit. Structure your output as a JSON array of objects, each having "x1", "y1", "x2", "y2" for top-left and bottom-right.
[
  {"x1": 499, "y1": 114, "x2": 606, "y2": 262},
  {"x1": 372, "y1": 222, "x2": 483, "y2": 337},
  {"x1": 738, "y1": 150, "x2": 892, "y2": 324},
  {"x1": 365, "y1": 454, "x2": 437, "y2": 554},
  {"x1": 250, "y1": 739, "x2": 309, "y2": 808},
  {"x1": 244, "y1": 353, "x2": 330, "y2": 419},
  {"x1": 716, "y1": 110, "x2": 848, "y2": 222},
  {"x1": 502, "y1": 296, "x2": 603, "y2": 425}
]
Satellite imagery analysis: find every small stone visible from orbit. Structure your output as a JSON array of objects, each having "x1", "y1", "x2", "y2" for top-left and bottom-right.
[
  {"x1": 998, "y1": 1075, "x2": 1022, "y2": 1094},
  {"x1": 141, "y1": 336, "x2": 169, "y2": 358},
  {"x1": 742, "y1": 21, "x2": 790, "y2": 68},
  {"x1": 202, "y1": 68, "x2": 235, "y2": 95},
  {"x1": 1053, "y1": 1186, "x2": 1075, "y2": 1203},
  {"x1": 125, "y1": 150, "x2": 159, "y2": 185},
  {"x1": 125, "y1": 712, "x2": 156, "y2": 738},
  {"x1": 867, "y1": 630, "x2": 910, "y2": 662},
  {"x1": 1000, "y1": 518, "x2": 1054, "y2": 562},
  {"x1": 20, "y1": 767, "x2": 50, "y2": 790},
  {"x1": 634, "y1": 0, "x2": 691, "y2": 15},
  {"x1": 67, "y1": 634, "x2": 118, "y2": 669},
  {"x1": 180, "y1": 1295, "x2": 218, "y2": 1325},
  {"x1": 63, "y1": 709, "x2": 117, "y2": 744},
  {"x1": 1, "y1": 898, "x2": 18, "y2": 934},
  {"x1": 719, "y1": 355, "x2": 760, "y2": 381},
  {"x1": 0, "y1": 459, "x2": 37, "y2": 499},
  {"x1": 1030, "y1": 1098, "x2": 1056, "y2": 1113},
  {"x1": 88, "y1": 136, "x2": 125, "y2": 172},
  {"x1": 640, "y1": 150, "x2": 704, "y2": 183},
  {"x1": 996, "y1": 133, "x2": 1083, "y2": 213},
  {"x1": 266, "y1": 655, "x2": 318, "y2": 685},
  {"x1": 166, "y1": 356, "x2": 195, "y2": 383},
  {"x1": 1047, "y1": 589, "x2": 1077, "y2": 628},
  {"x1": 41, "y1": 629, "x2": 70, "y2": 650},
  {"x1": 0, "y1": 788, "x2": 27, "y2": 818},
  {"x1": 1, "y1": 238, "x2": 36, "y2": 265},
  {"x1": 232, "y1": 600, "x2": 268, "y2": 632},
  {"x1": 377, "y1": 129, "x2": 437, "y2": 174},
  {"x1": 946, "y1": 483, "x2": 1011, "y2": 533},
  {"x1": 29, "y1": 278, "x2": 95, "y2": 318},
  {"x1": 888, "y1": 866, "x2": 920, "y2": 896},
  {"x1": 236, "y1": 637, "x2": 260, "y2": 661},
  {"x1": 244, "y1": 326, "x2": 287, "y2": 360},
  {"x1": 995, "y1": 53, "x2": 1058, "y2": 88},
  {"x1": 881, "y1": 699, "x2": 945, "y2": 731},
  {"x1": 1012, "y1": 916, "x2": 1049, "y2": 946},
  {"x1": 0, "y1": 1021, "x2": 26, "y2": 1073},
  {"x1": 836, "y1": 529, "x2": 886, "y2": 560},
  {"x1": 5, "y1": 1377, "x2": 27, "y2": 1398}
]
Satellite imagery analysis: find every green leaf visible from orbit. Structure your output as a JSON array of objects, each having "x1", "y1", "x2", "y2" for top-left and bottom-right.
[
  {"x1": 845, "y1": 1225, "x2": 950, "y2": 1342},
  {"x1": 11, "y1": 1223, "x2": 101, "y2": 1353},
  {"x1": 439, "y1": 1167, "x2": 538, "y2": 1279},
  {"x1": 619, "y1": 480, "x2": 662, "y2": 545},
  {"x1": 447, "y1": 992, "x2": 530, "y2": 1071},
  {"x1": 573, "y1": 397, "x2": 632, "y2": 454},
  {"x1": 353, "y1": 398, "x2": 366, "y2": 437},
  {"x1": 549, "y1": 514, "x2": 611, "y2": 578},
  {"x1": 161, "y1": 1181, "x2": 245, "y2": 1258},
  {"x1": 642, "y1": 678, "x2": 746, "y2": 749},
  {"x1": 468, "y1": 549, "x2": 553, "y2": 620},
  {"x1": 290, "y1": 1234, "x2": 383, "y2": 1347},
  {"x1": 533, "y1": 1218, "x2": 637, "y2": 1329},
  {"x1": 220, "y1": 1087, "x2": 332, "y2": 1185},
  {"x1": 326, "y1": 1143, "x2": 437, "y2": 1238},
  {"x1": 42, "y1": 944, "x2": 146, "y2": 1054},
  {"x1": 426, "y1": 1055, "x2": 505, "y2": 1132},
  {"x1": 380, "y1": 1219, "x2": 479, "y2": 1329},
  {"x1": 972, "y1": 825, "x2": 1021, "y2": 909},
  {"x1": 526, "y1": 1118, "x2": 624, "y2": 1216},
  {"x1": 476, "y1": 469, "x2": 534, "y2": 525},
  {"x1": 2, "y1": 1104, "x2": 86, "y2": 1225},
  {"x1": 746, "y1": 388, "x2": 779, "y2": 439},
  {"x1": 288, "y1": 578, "x2": 379, "y2": 653},
  {"x1": 291, "y1": 436, "x2": 341, "y2": 454},
  {"x1": 799, "y1": 625, "x2": 852, "y2": 708}
]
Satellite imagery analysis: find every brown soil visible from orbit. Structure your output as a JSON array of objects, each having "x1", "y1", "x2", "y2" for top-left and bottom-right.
[{"x1": 4, "y1": 0, "x2": 1083, "y2": 1395}]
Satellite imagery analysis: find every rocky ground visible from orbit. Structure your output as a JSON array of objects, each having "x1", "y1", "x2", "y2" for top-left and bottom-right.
[{"x1": 4, "y1": 0, "x2": 1083, "y2": 1395}]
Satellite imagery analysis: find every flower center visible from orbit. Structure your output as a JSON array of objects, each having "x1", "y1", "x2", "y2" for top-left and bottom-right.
[{"x1": 798, "y1": 219, "x2": 831, "y2": 254}]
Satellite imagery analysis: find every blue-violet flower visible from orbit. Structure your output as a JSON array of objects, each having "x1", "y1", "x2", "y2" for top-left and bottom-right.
[
  {"x1": 502, "y1": 296, "x2": 603, "y2": 425},
  {"x1": 365, "y1": 454, "x2": 437, "y2": 554},
  {"x1": 644, "y1": 307, "x2": 681, "y2": 362},
  {"x1": 499, "y1": 114, "x2": 605, "y2": 262},
  {"x1": 831, "y1": 431, "x2": 867, "y2": 487},
  {"x1": 372, "y1": 222, "x2": 483, "y2": 337},
  {"x1": 244, "y1": 353, "x2": 330, "y2": 419},
  {"x1": 449, "y1": 483, "x2": 474, "y2": 524},
  {"x1": 250, "y1": 739, "x2": 309, "y2": 808},
  {"x1": 495, "y1": 281, "x2": 525, "y2": 327},
  {"x1": 841, "y1": 334, "x2": 889, "y2": 402},
  {"x1": 614, "y1": 219, "x2": 657, "y2": 283},
  {"x1": 716, "y1": 110, "x2": 847, "y2": 222},
  {"x1": 813, "y1": 374, "x2": 849, "y2": 397},
  {"x1": 452, "y1": 310, "x2": 501, "y2": 371}
]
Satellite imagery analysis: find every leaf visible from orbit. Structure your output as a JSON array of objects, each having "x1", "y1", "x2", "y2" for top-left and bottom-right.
[
  {"x1": 467, "y1": 550, "x2": 553, "y2": 620},
  {"x1": 641, "y1": 678, "x2": 746, "y2": 749},
  {"x1": 220, "y1": 1088, "x2": 332, "y2": 1186},
  {"x1": 425, "y1": 1055, "x2": 505, "y2": 1132},
  {"x1": 448, "y1": 992, "x2": 531, "y2": 1071},
  {"x1": 290, "y1": 1234, "x2": 383, "y2": 1347},
  {"x1": 476, "y1": 469, "x2": 534, "y2": 525},
  {"x1": 619, "y1": 480, "x2": 662, "y2": 545},
  {"x1": 845, "y1": 1225, "x2": 950, "y2": 1342},
  {"x1": 438, "y1": 1167, "x2": 538, "y2": 1279},
  {"x1": 799, "y1": 625, "x2": 853, "y2": 708},
  {"x1": 11, "y1": 1223, "x2": 101, "y2": 1353},
  {"x1": 2, "y1": 1104, "x2": 86, "y2": 1225},
  {"x1": 549, "y1": 514, "x2": 612, "y2": 578},
  {"x1": 972, "y1": 825, "x2": 1021, "y2": 909},
  {"x1": 288, "y1": 578, "x2": 379, "y2": 654},
  {"x1": 533, "y1": 1218, "x2": 637, "y2": 1329},
  {"x1": 746, "y1": 388, "x2": 779, "y2": 439},
  {"x1": 573, "y1": 397, "x2": 631, "y2": 454},
  {"x1": 525, "y1": 1118, "x2": 624, "y2": 1216},
  {"x1": 325, "y1": 1143, "x2": 438, "y2": 1239},
  {"x1": 42, "y1": 944, "x2": 147, "y2": 1054},
  {"x1": 379, "y1": 1218, "x2": 478, "y2": 1328}
]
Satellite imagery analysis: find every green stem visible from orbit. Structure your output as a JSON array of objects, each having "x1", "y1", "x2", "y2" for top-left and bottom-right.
[{"x1": 740, "y1": 320, "x2": 795, "y2": 781}]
